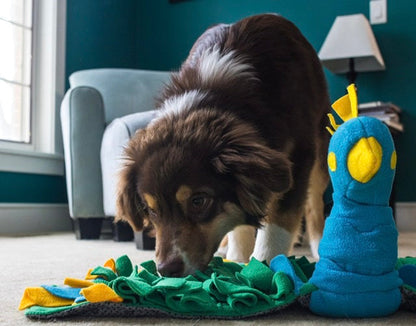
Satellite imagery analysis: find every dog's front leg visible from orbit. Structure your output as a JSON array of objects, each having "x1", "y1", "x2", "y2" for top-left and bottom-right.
[
  {"x1": 225, "y1": 225, "x2": 256, "y2": 263},
  {"x1": 251, "y1": 222, "x2": 295, "y2": 263}
]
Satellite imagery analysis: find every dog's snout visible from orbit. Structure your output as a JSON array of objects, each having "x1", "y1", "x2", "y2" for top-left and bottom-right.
[{"x1": 157, "y1": 258, "x2": 185, "y2": 277}]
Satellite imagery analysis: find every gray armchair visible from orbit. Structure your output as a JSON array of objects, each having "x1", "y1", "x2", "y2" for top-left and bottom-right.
[{"x1": 61, "y1": 68, "x2": 170, "y2": 240}]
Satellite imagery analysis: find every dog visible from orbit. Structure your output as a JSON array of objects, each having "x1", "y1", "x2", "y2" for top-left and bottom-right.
[{"x1": 116, "y1": 14, "x2": 330, "y2": 277}]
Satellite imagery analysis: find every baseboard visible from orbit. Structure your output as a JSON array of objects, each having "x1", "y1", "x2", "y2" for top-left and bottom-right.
[
  {"x1": 395, "y1": 202, "x2": 416, "y2": 232},
  {"x1": 0, "y1": 202, "x2": 413, "y2": 235},
  {"x1": 0, "y1": 203, "x2": 73, "y2": 235}
]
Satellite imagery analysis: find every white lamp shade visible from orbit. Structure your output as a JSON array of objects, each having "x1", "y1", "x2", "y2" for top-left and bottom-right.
[{"x1": 319, "y1": 14, "x2": 385, "y2": 74}]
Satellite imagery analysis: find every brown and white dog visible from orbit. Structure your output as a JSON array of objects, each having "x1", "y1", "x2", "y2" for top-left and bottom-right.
[{"x1": 116, "y1": 14, "x2": 330, "y2": 277}]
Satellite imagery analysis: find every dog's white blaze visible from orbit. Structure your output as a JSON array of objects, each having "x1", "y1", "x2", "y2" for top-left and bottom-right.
[
  {"x1": 150, "y1": 90, "x2": 205, "y2": 127},
  {"x1": 163, "y1": 90, "x2": 205, "y2": 115},
  {"x1": 251, "y1": 223, "x2": 294, "y2": 263},
  {"x1": 198, "y1": 46, "x2": 256, "y2": 86}
]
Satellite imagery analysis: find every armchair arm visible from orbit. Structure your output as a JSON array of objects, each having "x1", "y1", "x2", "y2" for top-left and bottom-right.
[
  {"x1": 61, "y1": 86, "x2": 105, "y2": 218},
  {"x1": 101, "y1": 110, "x2": 157, "y2": 217}
]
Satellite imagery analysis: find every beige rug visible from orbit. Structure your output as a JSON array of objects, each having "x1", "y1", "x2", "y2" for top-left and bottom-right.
[{"x1": 1, "y1": 232, "x2": 415, "y2": 325}]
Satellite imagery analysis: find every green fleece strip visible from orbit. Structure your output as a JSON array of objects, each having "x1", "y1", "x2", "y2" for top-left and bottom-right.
[
  {"x1": 396, "y1": 257, "x2": 416, "y2": 270},
  {"x1": 108, "y1": 257, "x2": 298, "y2": 315},
  {"x1": 115, "y1": 255, "x2": 133, "y2": 277}
]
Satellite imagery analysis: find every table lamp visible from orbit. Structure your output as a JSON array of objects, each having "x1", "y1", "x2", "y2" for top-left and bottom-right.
[{"x1": 319, "y1": 14, "x2": 385, "y2": 84}]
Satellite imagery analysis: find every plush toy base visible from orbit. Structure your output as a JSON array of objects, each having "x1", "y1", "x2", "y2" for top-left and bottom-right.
[{"x1": 310, "y1": 288, "x2": 402, "y2": 318}]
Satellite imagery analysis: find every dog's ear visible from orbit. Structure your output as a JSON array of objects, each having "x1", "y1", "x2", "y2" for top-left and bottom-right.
[
  {"x1": 115, "y1": 161, "x2": 145, "y2": 231},
  {"x1": 115, "y1": 131, "x2": 147, "y2": 231},
  {"x1": 212, "y1": 143, "x2": 293, "y2": 217}
]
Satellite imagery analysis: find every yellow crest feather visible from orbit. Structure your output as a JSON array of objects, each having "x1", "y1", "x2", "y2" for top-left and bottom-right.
[{"x1": 327, "y1": 84, "x2": 358, "y2": 134}]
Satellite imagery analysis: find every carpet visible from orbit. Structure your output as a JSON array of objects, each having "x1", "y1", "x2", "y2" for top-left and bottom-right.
[{"x1": 2, "y1": 232, "x2": 415, "y2": 325}]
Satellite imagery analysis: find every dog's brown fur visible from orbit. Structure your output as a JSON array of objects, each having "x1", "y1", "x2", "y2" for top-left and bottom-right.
[{"x1": 116, "y1": 14, "x2": 330, "y2": 276}]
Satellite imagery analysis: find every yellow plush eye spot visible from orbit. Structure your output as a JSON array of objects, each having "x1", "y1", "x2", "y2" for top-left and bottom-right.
[
  {"x1": 391, "y1": 150, "x2": 397, "y2": 170},
  {"x1": 347, "y1": 137, "x2": 382, "y2": 183},
  {"x1": 328, "y1": 152, "x2": 337, "y2": 172}
]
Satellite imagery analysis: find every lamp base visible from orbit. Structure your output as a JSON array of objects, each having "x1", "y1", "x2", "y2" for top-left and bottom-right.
[{"x1": 347, "y1": 58, "x2": 357, "y2": 85}]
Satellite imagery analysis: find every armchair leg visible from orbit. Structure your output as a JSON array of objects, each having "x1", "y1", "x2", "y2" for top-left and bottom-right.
[
  {"x1": 73, "y1": 218, "x2": 103, "y2": 239},
  {"x1": 134, "y1": 228, "x2": 155, "y2": 250},
  {"x1": 113, "y1": 221, "x2": 134, "y2": 242}
]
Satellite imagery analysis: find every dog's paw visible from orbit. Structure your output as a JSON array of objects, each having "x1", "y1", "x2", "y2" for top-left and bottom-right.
[
  {"x1": 226, "y1": 250, "x2": 250, "y2": 263},
  {"x1": 251, "y1": 224, "x2": 293, "y2": 263},
  {"x1": 250, "y1": 249, "x2": 274, "y2": 264},
  {"x1": 214, "y1": 245, "x2": 228, "y2": 258}
]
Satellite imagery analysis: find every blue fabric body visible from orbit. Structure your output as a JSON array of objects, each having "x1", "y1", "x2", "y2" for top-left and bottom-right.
[
  {"x1": 309, "y1": 196, "x2": 402, "y2": 317},
  {"x1": 317, "y1": 196, "x2": 399, "y2": 274}
]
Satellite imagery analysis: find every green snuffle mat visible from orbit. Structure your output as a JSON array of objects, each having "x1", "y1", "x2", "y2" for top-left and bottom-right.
[{"x1": 19, "y1": 255, "x2": 416, "y2": 320}]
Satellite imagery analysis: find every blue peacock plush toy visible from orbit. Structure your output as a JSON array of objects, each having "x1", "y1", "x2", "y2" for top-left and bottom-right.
[{"x1": 308, "y1": 84, "x2": 403, "y2": 317}]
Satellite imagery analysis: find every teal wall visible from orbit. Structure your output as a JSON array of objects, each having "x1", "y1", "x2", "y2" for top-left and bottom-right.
[
  {"x1": 0, "y1": 172, "x2": 67, "y2": 203},
  {"x1": 66, "y1": 0, "x2": 140, "y2": 86},
  {"x1": 135, "y1": 0, "x2": 416, "y2": 202},
  {"x1": 2, "y1": 0, "x2": 415, "y2": 203}
]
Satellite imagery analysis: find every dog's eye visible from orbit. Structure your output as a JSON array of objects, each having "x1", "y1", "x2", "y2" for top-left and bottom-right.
[
  {"x1": 147, "y1": 207, "x2": 157, "y2": 217},
  {"x1": 142, "y1": 202, "x2": 157, "y2": 218},
  {"x1": 190, "y1": 194, "x2": 212, "y2": 212},
  {"x1": 192, "y1": 196, "x2": 206, "y2": 207}
]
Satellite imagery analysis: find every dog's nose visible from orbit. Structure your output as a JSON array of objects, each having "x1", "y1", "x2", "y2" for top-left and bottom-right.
[{"x1": 157, "y1": 258, "x2": 185, "y2": 277}]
